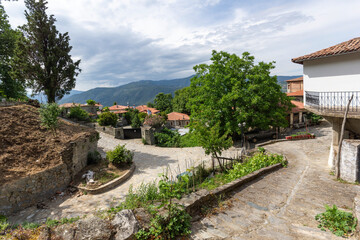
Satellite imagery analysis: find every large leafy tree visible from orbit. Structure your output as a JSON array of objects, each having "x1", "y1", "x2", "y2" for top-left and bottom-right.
[
  {"x1": 0, "y1": 4, "x2": 26, "y2": 99},
  {"x1": 172, "y1": 87, "x2": 193, "y2": 115},
  {"x1": 190, "y1": 50, "x2": 291, "y2": 161},
  {"x1": 11, "y1": 0, "x2": 81, "y2": 103},
  {"x1": 154, "y1": 92, "x2": 173, "y2": 113}
]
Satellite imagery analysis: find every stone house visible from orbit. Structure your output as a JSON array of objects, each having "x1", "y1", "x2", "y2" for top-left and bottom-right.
[
  {"x1": 167, "y1": 112, "x2": 190, "y2": 128},
  {"x1": 292, "y1": 37, "x2": 360, "y2": 182},
  {"x1": 59, "y1": 103, "x2": 100, "y2": 117}
]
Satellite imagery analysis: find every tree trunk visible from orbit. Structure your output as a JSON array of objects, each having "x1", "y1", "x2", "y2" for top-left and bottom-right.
[
  {"x1": 335, "y1": 95, "x2": 353, "y2": 179},
  {"x1": 214, "y1": 152, "x2": 226, "y2": 172}
]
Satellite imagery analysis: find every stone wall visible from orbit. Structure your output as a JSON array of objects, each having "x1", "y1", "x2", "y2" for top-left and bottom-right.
[
  {"x1": 0, "y1": 132, "x2": 98, "y2": 216},
  {"x1": 340, "y1": 139, "x2": 360, "y2": 182}
]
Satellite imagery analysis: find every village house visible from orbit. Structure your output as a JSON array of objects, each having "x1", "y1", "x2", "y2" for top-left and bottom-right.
[
  {"x1": 109, "y1": 105, "x2": 128, "y2": 115},
  {"x1": 292, "y1": 37, "x2": 360, "y2": 182},
  {"x1": 286, "y1": 76, "x2": 304, "y2": 102},
  {"x1": 136, "y1": 105, "x2": 160, "y2": 115},
  {"x1": 167, "y1": 112, "x2": 190, "y2": 128}
]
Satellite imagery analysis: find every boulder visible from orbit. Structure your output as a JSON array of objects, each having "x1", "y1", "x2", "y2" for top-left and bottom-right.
[
  {"x1": 134, "y1": 208, "x2": 152, "y2": 229},
  {"x1": 53, "y1": 224, "x2": 77, "y2": 240},
  {"x1": 74, "y1": 216, "x2": 113, "y2": 240},
  {"x1": 112, "y1": 209, "x2": 140, "y2": 240}
]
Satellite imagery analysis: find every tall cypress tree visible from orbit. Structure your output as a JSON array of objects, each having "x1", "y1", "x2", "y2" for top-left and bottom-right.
[
  {"x1": 0, "y1": 4, "x2": 26, "y2": 99},
  {"x1": 11, "y1": 0, "x2": 81, "y2": 103}
]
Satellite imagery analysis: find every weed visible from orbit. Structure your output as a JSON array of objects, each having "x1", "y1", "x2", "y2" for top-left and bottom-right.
[
  {"x1": 315, "y1": 204, "x2": 357, "y2": 237},
  {"x1": 21, "y1": 221, "x2": 41, "y2": 230},
  {"x1": 45, "y1": 216, "x2": 80, "y2": 228},
  {"x1": 0, "y1": 215, "x2": 9, "y2": 231}
]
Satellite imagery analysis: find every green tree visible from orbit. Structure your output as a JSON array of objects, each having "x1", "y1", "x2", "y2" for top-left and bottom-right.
[
  {"x1": 189, "y1": 51, "x2": 291, "y2": 162},
  {"x1": 147, "y1": 102, "x2": 154, "y2": 108},
  {"x1": 0, "y1": 5, "x2": 26, "y2": 99},
  {"x1": 98, "y1": 111, "x2": 118, "y2": 127},
  {"x1": 154, "y1": 92, "x2": 173, "y2": 113},
  {"x1": 86, "y1": 99, "x2": 96, "y2": 105},
  {"x1": 11, "y1": 0, "x2": 81, "y2": 103},
  {"x1": 131, "y1": 112, "x2": 141, "y2": 128},
  {"x1": 113, "y1": 102, "x2": 117, "y2": 106},
  {"x1": 172, "y1": 87, "x2": 193, "y2": 115},
  {"x1": 39, "y1": 103, "x2": 62, "y2": 136}
]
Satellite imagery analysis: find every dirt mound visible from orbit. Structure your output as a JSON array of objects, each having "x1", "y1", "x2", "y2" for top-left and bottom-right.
[{"x1": 0, "y1": 104, "x2": 95, "y2": 185}]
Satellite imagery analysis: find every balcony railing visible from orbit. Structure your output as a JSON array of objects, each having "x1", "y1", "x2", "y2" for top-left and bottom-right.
[{"x1": 305, "y1": 91, "x2": 360, "y2": 112}]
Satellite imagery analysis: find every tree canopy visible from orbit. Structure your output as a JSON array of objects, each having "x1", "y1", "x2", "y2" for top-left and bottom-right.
[
  {"x1": 189, "y1": 50, "x2": 291, "y2": 160},
  {"x1": 11, "y1": 0, "x2": 80, "y2": 103},
  {"x1": 154, "y1": 92, "x2": 173, "y2": 113},
  {"x1": 0, "y1": 5, "x2": 26, "y2": 99},
  {"x1": 172, "y1": 87, "x2": 193, "y2": 115}
]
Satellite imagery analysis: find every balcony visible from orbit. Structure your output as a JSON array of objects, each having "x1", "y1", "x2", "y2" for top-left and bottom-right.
[{"x1": 305, "y1": 91, "x2": 360, "y2": 118}]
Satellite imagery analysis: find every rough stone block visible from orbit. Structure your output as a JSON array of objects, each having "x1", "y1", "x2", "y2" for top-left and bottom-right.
[{"x1": 340, "y1": 140, "x2": 360, "y2": 183}]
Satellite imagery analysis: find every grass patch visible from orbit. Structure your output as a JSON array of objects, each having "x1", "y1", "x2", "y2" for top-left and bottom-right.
[{"x1": 94, "y1": 171, "x2": 119, "y2": 184}]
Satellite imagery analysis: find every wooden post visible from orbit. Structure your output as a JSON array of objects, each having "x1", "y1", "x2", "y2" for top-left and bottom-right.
[{"x1": 335, "y1": 95, "x2": 353, "y2": 179}]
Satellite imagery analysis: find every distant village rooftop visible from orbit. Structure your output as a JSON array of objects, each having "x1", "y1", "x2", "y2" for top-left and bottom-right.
[
  {"x1": 292, "y1": 37, "x2": 360, "y2": 64},
  {"x1": 286, "y1": 77, "x2": 303, "y2": 82},
  {"x1": 167, "y1": 112, "x2": 190, "y2": 121}
]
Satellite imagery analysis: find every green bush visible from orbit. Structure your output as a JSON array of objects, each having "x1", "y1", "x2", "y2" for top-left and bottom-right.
[
  {"x1": 179, "y1": 132, "x2": 200, "y2": 147},
  {"x1": 143, "y1": 114, "x2": 165, "y2": 128},
  {"x1": 68, "y1": 106, "x2": 89, "y2": 121},
  {"x1": 315, "y1": 204, "x2": 357, "y2": 237},
  {"x1": 154, "y1": 128, "x2": 181, "y2": 147},
  {"x1": 39, "y1": 103, "x2": 62, "y2": 135},
  {"x1": 131, "y1": 113, "x2": 141, "y2": 128},
  {"x1": 98, "y1": 112, "x2": 118, "y2": 127},
  {"x1": 0, "y1": 215, "x2": 9, "y2": 231},
  {"x1": 86, "y1": 99, "x2": 96, "y2": 105},
  {"x1": 106, "y1": 144, "x2": 133, "y2": 166}
]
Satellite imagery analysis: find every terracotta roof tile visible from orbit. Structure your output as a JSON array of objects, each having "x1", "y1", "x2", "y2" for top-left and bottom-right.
[
  {"x1": 287, "y1": 90, "x2": 304, "y2": 97},
  {"x1": 291, "y1": 100, "x2": 305, "y2": 113},
  {"x1": 286, "y1": 77, "x2": 303, "y2": 82},
  {"x1": 136, "y1": 105, "x2": 160, "y2": 114},
  {"x1": 109, "y1": 105, "x2": 128, "y2": 111},
  {"x1": 167, "y1": 112, "x2": 190, "y2": 121},
  {"x1": 292, "y1": 37, "x2": 360, "y2": 64}
]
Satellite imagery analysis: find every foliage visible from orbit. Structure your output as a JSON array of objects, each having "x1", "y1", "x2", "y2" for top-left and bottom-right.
[
  {"x1": 113, "y1": 101, "x2": 117, "y2": 105},
  {"x1": 86, "y1": 99, "x2": 96, "y2": 105},
  {"x1": 179, "y1": 132, "x2": 201, "y2": 147},
  {"x1": 98, "y1": 111, "x2": 117, "y2": 127},
  {"x1": 124, "y1": 108, "x2": 139, "y2": 125},
  {"x1": 306, "y1": 112, "x2": 323, "y2": 124},
  {"x1": 102, "y1": 106, "x2": 110, "y2": 112},
  {"x1": 39, "y1": 103, "x2": 62, "y2": 135},
  {"x1": 45, "y1": 216, "x2": 80, "y2": 228},
  {"x1": 154, "y1": 92, "x2": 173, "y2": 113},
  {"x1": 135, "y1": 204, "x2": 191, "y2": 240},
  {"x1": 87, "y1": 150, "x2": 102, "y2": 165},
  {"x1": 315, "y1": 205, "x2": 357, "y2": 237},
  {"x1": 106, "y1": 144, "x2": 133, "y2": 166},
  {"x1": 0, "y1": 5, "x2": 26, "y2": 99},
  {"x1": 147, "y1": 102, "x2": 154, "y2": 108},
  {"x1": 143, "y1": 114, "x2": 165, "y2": 128},
  {"x1": 0, "y1": 215, "x2": 9, "y2": 231},
  {"x1": 138, "y1": 112, "x2": 148, "y2": 123},
  {"x1": 21, "y1": 222, "x2": 41, "y2": 230},
  {"x1": 11, "y1": 0, "x2": 81, "y2": 103},
  {"x1": 172, "y1": 87, "x2": 193, "y2": 115},
  {"x1": 200, "y1": 152, "x2": 286, "y2": 190},
  {"x1": 68, "y1": 106, "x2": 89, "y2": 121},
  {"x1": 131, "y1": 112, "x2": 141, "y2": 128},
  {"x1": 189, "y1": 50, "x2": 292, "y2": 157},
  {"x1": 154, "y1": 128, "x2": 181, "y2": 147}
]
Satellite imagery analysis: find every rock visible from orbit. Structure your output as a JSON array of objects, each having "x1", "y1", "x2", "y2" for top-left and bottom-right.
[
  {"x1": 74, "y1": 216, "x2": 113, "y2": 240},
  {"x1": 53, "y1": 224, "x2": 77, "y2": 240},
  {"x1": 112, "y1": 209, "x2": 140, "y2": 240},
  {"x1": 38, "y1": 227, "x2": 51, "y2": 240},
  {"x1": 134, "y1": 208, "x2": 152, "y2": 229}
]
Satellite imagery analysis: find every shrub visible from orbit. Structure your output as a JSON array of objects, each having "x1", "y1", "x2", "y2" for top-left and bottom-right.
[
  {"x1": 0, "y1": 215, "x2": 9, "y2": 231},
  {"x1": 131, "y1": 113, "x2": 141, "y2": 128},
  {"x1": 315, "y1": 204, "x2": 357, "y2": 237},
  {"x1": 106, "y1": 144, "x2": 133, "y2": 166},
  {"x1": 39, "y1": 103, "x2": 62, "y2": 135},
  {"x1": 86, "y1": 99, "x2": 96, "y2": 105},
  {"x1": 138, "y1": 112, "x2": 148, "y2": 123},
  {"x1": 103, "y1": 106, "x2": 110, "y2": 112},
  {"x1": 98, "y1": 112, "x2": 118, "y2": 127},
  {"x1": 154, "y1": 128, "x2": 181, "y2": 147},
  {"x1": 143, "y1": 114, "x2": 165, "y2": 128},
  {"x1": 68, "y1": 106, "x2": 89, "y2": 121},
  {"x1": 87, "y1": 150, "x2": 102, "y2": 165}
]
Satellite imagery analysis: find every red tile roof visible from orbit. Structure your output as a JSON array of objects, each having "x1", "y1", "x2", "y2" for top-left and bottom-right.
[
  {"x1": 286, "y1": 77, "x2": 303, "y2": 82},
  {"x1": 291, "y1": 100, "x2": 305, "y2": 113},
  {"x1": 113, "y1": 110, "x2": 128, "y2": 114},
  {"x1": 167, "y1": 112, "x2": 190, "y2": 121},
  {"x1": 136, "y1": 105, "x2": 160, "y2": 114},
  {"x1": 109, "y1": 105, "x2": 128, "y2": 111},
  {"x1": 292, "y1": 37, "x2": 360, "y2": 64},
  {"x1": 287, "y1": 90, "x2": 304, "y2": 97}
]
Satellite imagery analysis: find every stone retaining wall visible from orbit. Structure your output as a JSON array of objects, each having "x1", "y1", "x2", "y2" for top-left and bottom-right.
[
  {"x1": 340, "y1": 139, "x2": 360, "y2": 183},
  {"x1": 0, "y1": 132, "x2": 98, "y2": 216}
]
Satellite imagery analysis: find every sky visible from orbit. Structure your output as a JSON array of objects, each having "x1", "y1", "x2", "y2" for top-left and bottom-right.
[{"x1": 2, "y1": 0, "x2": 360, "y2": 91}]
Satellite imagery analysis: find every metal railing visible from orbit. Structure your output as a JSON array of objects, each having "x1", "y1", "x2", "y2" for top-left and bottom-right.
[{"x1": 305, "y1": 91, "x2": 360, "y2": 112}]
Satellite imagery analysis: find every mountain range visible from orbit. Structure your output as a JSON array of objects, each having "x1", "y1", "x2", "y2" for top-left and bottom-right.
[{"x1": 58, "y1": 75, "x2": 301, "y2": 107}]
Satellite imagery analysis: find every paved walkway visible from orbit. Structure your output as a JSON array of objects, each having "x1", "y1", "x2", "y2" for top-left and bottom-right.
[
  {"x1": 191, "y1": 123, "x2": 360, "y2": 239},
  {"x1": 9, "y1": 132, "x2": 218, "y2": 224}
]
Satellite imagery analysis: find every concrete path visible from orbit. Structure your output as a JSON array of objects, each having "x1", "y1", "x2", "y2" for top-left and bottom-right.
[{"x1": 191, "y1": 122, "x2": 360, "y2": 239}]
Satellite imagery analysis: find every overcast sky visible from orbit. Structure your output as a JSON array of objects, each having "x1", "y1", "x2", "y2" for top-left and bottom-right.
[{"x1": 3, "y1": 0, "x2": 360, "y2": 91}]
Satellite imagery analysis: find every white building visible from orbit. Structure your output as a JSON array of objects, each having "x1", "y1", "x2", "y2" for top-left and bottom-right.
[{"x1": 292, "y1": 37, "x2": 360, "y2": 182}]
